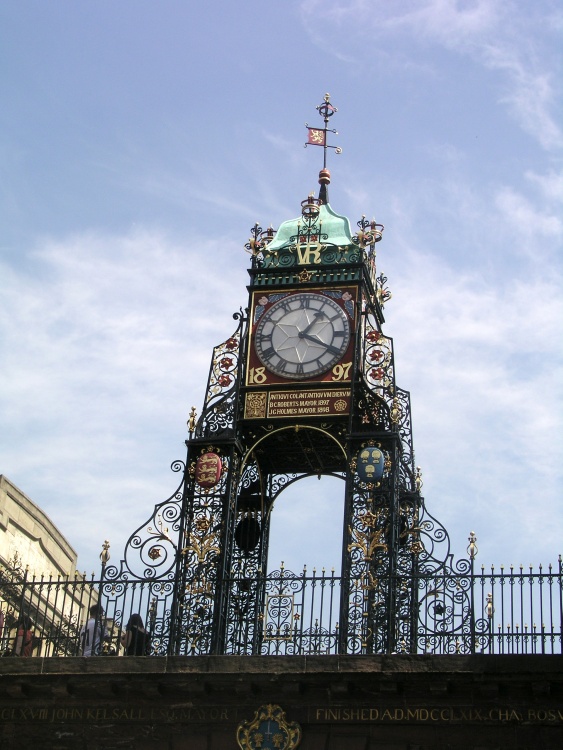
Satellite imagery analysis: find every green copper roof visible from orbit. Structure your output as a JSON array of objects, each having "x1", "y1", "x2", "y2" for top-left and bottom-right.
[{"x1": 266, "y1": 203, "x2": 354, "y2": 251}]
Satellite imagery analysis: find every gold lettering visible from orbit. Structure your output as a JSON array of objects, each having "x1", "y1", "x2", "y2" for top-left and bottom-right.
[{"x1": 296, "y1": 246, "x2": 321, "y2": 265}]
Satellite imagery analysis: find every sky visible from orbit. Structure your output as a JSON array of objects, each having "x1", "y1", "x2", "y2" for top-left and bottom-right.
[{"x1": 0, "y1": 0, "x2": 561, "y2": 579}]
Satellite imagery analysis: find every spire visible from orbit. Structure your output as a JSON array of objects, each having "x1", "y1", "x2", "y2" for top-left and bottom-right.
[{"x1": 305, "y1": 93, "x2": 342, "y2": 204}]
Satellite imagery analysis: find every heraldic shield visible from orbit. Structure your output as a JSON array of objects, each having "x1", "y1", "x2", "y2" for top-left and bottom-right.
[
  {"x1": 356, "y1": 445, "x2": 385, "y2": 484},
  {"x1": 236, "y1": 703, "x2": 302, "y2": 749}
]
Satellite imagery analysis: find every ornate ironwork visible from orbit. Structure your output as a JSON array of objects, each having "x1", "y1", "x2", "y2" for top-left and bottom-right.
[{"x1": 1, "y1": 550, "x2": 562, "y2": 656}]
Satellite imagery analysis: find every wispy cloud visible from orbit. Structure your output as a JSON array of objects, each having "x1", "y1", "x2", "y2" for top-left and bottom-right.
[{"x1": 300, "y1": 0, "x2": 562, "y2": 150}]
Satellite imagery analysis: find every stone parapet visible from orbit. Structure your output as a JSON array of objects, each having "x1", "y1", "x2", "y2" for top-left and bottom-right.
[{"x1": 0, "y1": 654, "x2": 562, "y2": 748}]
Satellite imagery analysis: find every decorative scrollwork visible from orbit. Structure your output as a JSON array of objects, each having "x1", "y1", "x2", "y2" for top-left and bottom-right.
[
  {"x1": 105, "y1": 461, "x2": 186, "y2": 582},
  {"x1": 196, "y1": 315, "x2": 245, "y2": 438}
]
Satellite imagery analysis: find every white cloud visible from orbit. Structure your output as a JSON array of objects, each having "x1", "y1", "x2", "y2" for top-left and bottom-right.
[
  {"x1": 386, "y1": 247, "x2": 562, "y2": 564},
  {"x1": 495, "y1": 187, "x2": 562, "y2": 244},
  {"x1": 525, "y1": 169, "x2": 563, "y2": 203},
  {"x1": 0, "y1": 227, "x2": 247, "y2": 572}
]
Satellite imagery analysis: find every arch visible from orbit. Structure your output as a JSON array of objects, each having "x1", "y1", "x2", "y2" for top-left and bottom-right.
[
  {"x1": 240, "y1": 425, "x2": 347, "y2": 475},
  {"x1": 266, "y1": 472, "x2": 346, "y2": 575}
]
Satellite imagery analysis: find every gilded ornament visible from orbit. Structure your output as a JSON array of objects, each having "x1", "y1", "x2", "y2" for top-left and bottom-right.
[
  {"x1": 356, "y1": 446, "x2": 385, "y2": 483},
  {"x1": 195, "y1": 452, "x2": 222, "y2": 488},
  {"x1": 194, "y1": 516, "x2": 211, "y2": 532},
  {"x1": 236, "y1": 704, "x2": 301, "y2": 750},
  {"x1": 390, "y1": 396, "x2": 401, "y2": 424}
]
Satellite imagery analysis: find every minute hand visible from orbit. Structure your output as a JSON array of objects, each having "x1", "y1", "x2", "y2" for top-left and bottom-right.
[{"x1": 299, "y1": 332, "x2": 342, "y2": 356}]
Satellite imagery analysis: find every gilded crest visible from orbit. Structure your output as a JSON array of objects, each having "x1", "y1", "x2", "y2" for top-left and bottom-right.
[
  {"x1": 236, "y1": 703, "x2": 301, "y2": 750},
  {"x1": 194, "y1": 452, "x2": 222, "y2": 488},
  {"x1": 356, "y1": 446, "x2": 385, "y2": 484}
]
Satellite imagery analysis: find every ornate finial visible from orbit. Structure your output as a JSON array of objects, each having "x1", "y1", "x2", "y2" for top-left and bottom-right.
[
  {"x1": 99, "y1": 540, "x2": 111, "y2": 565},
  {"x1": 467, "y1": 531, "x2": 478, "y2": 560},
  {"x1": 188, "y1": 406, "x2": 197, "y2": 435},
  {"x1": 305, "y1": 94, "x2": 342, "y2": 204},
  {"x1": 486, "y1": 592, "x2": 494, "y2": 619},
  {"x1": 244, "y1": 223, "x2": 276, "y2": 268},
  {"x1": 415, "y1": 466, "x2": 423, "y2": 492},
  {"x1": 375, "y1": 272, "x2": 392, "y2": 309},
  {"x1": 390, "y1": 396, "x2": 401, "y2": 424}
]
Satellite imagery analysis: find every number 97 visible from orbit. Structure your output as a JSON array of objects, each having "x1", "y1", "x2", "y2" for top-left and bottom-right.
[{"x1": 332, "y1": 362, "x2": 352, "y2": 381}]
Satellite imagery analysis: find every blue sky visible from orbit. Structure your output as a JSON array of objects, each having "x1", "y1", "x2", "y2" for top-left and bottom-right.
[{"x1": 1, "y1": 0, "x2": 561, "y2": 577}]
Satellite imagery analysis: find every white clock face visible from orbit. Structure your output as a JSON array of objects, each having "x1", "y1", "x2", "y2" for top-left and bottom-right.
[{"x1": 254, "y1": 292, "x2": 351, "y2": 380}]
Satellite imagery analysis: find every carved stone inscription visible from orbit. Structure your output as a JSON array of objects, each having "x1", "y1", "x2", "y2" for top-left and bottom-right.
[
  {"x1": 0, "y1": 707, "x2": 234, "y2": 723},
  {"x1": 311, "y1": 706, "x2": 563, "y2": 724},
  {"x1": 3, "y1": 704, "x2": 563, "y2": 725}
]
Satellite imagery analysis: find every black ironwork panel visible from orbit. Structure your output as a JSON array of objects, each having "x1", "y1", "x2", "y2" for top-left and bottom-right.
[{"x1": 1, "y1": 555, "x2": 561, "y2": 657}]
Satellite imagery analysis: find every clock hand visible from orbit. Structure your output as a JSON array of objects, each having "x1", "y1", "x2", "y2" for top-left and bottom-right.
[
  {"x1": 298, "y1": 310, "x2": 324, "y2": 337},
  {"x1": 299, "y1": 332, "x2": 342, "y2": 356}
]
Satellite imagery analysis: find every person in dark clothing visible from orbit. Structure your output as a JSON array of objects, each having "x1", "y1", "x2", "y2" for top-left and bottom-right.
[
  {"x1": 13, "y1": 615, "x2": 34, "y2": 657},
  {"x1": 120, "y1": 613, "x2": 151, "y2": 655}
]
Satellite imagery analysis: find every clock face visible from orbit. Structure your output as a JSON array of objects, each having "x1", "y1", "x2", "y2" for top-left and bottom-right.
[{"x1": 254, "y1": 292, "x2": 351, "y2": 380}]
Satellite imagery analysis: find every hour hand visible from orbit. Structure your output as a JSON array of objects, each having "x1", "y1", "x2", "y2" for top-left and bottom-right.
[
  {"x1": 299, "y1": 332, "x2": 341, "y2": 356},
  {"x1": 298, "y1": 311, "x2": 324, "y2": 337}
]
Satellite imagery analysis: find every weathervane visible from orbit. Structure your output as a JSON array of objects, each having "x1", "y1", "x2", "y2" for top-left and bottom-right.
[{"x1": 305, "y1": 93, "x2": 342, "y2": 169}]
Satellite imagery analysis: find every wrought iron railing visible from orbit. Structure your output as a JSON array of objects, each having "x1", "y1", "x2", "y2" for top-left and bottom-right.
[{"x1": 1, "y1": 556, "x2": 561, "y2": 657}]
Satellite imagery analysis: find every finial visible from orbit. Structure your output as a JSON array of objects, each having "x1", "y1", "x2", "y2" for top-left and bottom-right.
[
  {"x1": 99, "y1": 540, "x2": 111, "y2": 565},
  {"x1": 467, "y1": 531, "x2": 478, "y2": 560},
  {"x1": 305, "y1": 94, "x2": 342, "y2": 203}
]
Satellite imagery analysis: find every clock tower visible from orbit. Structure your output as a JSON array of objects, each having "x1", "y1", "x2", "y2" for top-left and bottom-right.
[
  {"x1": 117, "y1": 96, "x2": 453, "y2": 658},
  {"x1": 157, "y1": 94, "x2": 430, "y2": 657}
]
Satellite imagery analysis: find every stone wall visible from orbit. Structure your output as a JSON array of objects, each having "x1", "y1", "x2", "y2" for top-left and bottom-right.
[
  {"x1": 0, "y1": 654, "x2": 561, "y2": 749},
  {"x1": 0, "y1": 475, "x2": 77, "y2": 578}
]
